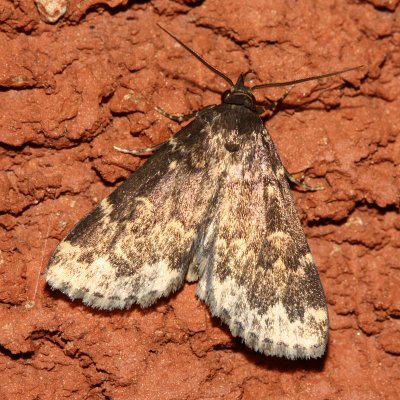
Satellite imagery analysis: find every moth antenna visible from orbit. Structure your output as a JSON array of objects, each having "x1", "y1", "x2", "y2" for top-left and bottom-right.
[
  {"x1": 251, "y1": 65, "x2": 364, "y2": 90},
  {"x1": 157, "y1": 24, "x2": 234, "y2": 87}
]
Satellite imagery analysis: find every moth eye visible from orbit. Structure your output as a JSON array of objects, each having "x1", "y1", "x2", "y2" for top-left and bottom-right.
[
  {"x1": 225, "y1": 143, "x2": 240, "y2": 152},
  {"x1": 246, "y1": 98, "x2": 255, "y2": 108}
]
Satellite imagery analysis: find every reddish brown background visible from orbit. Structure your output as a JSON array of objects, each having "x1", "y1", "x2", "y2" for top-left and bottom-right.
[{"x1": 0, "y1": 0, "x2": 399, "y2": 399}]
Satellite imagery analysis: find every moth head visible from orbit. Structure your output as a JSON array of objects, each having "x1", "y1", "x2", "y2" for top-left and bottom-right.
[{"x1": 222, "y1": 72, "x2": 257, "y2": 111}]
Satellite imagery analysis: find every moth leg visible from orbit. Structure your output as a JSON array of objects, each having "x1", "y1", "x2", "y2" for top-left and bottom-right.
[
  {"x1": 114, "y1": 105, "x2": 218, "y2": 155},
  {"x1": 284, "y1": 167, "x2": 324, "y2": 191},
  {"x1": 257, "y1": 85, "x2": 295, "y2": 115},
  {"x1": 115, "y1": 104, "x2": 219, "y2": 155},
  {"x1": 114, "y1": 142, "x2": 164, "y2": 155},
  {"x1": 155, "y1": 105, "x2": 216, "y2": 122},
  {"x1": 155, "y1": 106, "x2": 198, "y2": 122}
]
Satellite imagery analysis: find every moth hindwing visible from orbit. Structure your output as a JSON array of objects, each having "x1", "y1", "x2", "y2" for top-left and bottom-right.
[{"x1": 47, "y1": 26, "x2": 358, "y2": 360}]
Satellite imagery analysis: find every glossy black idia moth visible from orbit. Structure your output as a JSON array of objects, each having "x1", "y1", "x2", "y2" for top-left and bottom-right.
[{"x1": 46, "y1": 25, "x2": 361, "y2": 359}]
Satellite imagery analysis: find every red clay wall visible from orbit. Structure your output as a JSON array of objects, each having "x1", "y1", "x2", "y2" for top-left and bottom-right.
[{"x1": 0, "y1": 0, "x2": 399, "y2": 399}]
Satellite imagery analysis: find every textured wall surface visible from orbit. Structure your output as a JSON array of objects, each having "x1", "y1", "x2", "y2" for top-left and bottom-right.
[{"x1": 0, "y1": 0, "x2": 399, "y2": 399}]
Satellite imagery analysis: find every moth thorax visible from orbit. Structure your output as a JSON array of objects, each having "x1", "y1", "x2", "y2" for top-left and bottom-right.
[{"x1": 222, "y1": 89, "x2": 256, "y2": 111}]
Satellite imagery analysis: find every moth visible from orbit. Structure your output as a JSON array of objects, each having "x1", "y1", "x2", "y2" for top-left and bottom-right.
[{"x1": 46, "y1": 25, "x2": 360, "y2": 359}]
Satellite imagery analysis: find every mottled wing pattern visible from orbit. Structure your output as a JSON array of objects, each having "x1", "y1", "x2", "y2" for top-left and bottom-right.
[
  {"x1": 46, "y1": 108, "x2": 229, "y2": 309},
  {"x1": 191, "y1": 106, "x2": 329, "y2": 359},
  {"x1": 47, "y1": 102, "x2": 328, "y2": 359}
]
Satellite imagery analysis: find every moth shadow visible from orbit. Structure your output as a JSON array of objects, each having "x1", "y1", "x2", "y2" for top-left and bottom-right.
[
  {"x1": 206, "y1": 315, "x2": 328, "y2": 371},
  {"x1": 238, "y1": 339, "x2": 329, "y2": 372},
  {"x1": 44, "y1": 282, "x2": 178, "y2": 318},
  {"x1": 160, "y1": 73, "x2": 223, "y2": 98},
  {"x1": 260, "y1": 100, "x2": 364, "y2": 123}
]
